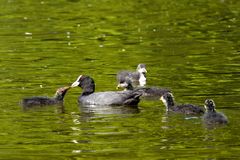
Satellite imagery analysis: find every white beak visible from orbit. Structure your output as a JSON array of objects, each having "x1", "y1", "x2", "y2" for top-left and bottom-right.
[
  {"x1": 71, "y1": 81, "x2": 80, "y2": 88},
  {"x1": 71, "y1": 75, "x2": 82, "y2": 88}
]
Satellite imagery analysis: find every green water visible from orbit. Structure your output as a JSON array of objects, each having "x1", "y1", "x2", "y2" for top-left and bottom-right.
[{"x1": 0, "y1": 0, "x2": 240, "y2": 159}]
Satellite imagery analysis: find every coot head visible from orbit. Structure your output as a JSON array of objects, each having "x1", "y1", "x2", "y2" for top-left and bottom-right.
[
  {"x1": 116, "y1": 78, "x2": 134, "y2": 90},
  {"x1": 204, "y1": 99, "x2": 216, "y2": 112},
  {"x1": 71, "y1": 75, "x2": 95, "y2": 95},
  {"x1": 160, "y1": 92, "x2": 175, "y2": 108},
  {"x1": 54, "y1": 86, "x2": 71, "y2": 100},
  {"x1": 137, "y1": 64, "x2": 147, "y2": 74}
]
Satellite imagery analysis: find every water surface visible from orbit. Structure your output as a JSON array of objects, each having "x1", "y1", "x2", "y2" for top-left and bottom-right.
[{"x1": 0, "y1": 0, "x2": 239, "y2": 159}]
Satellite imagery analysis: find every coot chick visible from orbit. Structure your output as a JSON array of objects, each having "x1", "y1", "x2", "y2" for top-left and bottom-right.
[
  {"x1": 160, "y1": 92, "x2": 204, "y2": 115},
  {"x1": 71, "y1": 75, "x2": 142, "y2": 106},
  {"x1": 202, "y1": 99, "x2": 228, "y2": 125},
  {"x1": 117, "y1": 78, "x2": 171, "y2": 99},
  {"x1": 21, "y1": 86, "x2": 70, "y2": 107},
  {"x1": 117, "y1": 64, "x2": 147, "y2": 88}
]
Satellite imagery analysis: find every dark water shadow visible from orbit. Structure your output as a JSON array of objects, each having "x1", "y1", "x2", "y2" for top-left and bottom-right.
[
  {"x1": 78, "y1": 104, "x2": 140, "y2": 115},
  {"x1": 21, "y1": 103, "x2": 65, "y2": 114},
  {"x1": 202, "y1": 121, "x2": 229, "y2": 130},
  {"x1": 72, "y1": 104, "x2": 140, "y2": 126}
]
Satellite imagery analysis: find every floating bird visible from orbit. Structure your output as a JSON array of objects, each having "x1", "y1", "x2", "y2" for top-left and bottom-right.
[
  {"x1": 202, "y1": 99, "x2": 228, "y2": 125},
  {"x1": 117, "y1": 64, "x2": 147, "y2": 88},
  {"x1": 160, "y1": 92, "x2": 204, "y2": 115},
  {"x1": 21, "y1": 86, "x2": 70, "y2": 107},
  {"x1": 117, "y1": 78, "x2": 170, "y2": 99},
  {"x1": 71, "y1": 75, "x2": 142, "y2": 106}
]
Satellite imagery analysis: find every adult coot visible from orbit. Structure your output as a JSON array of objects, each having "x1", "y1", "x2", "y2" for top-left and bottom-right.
[
  {"x1": 71, "y1": 75, "x2": 142, "y2": 106},
  {"x1": 117, "y1": 78, "x2": 170, "y2": 99},
  {"x1": 202, "y1": 99, "x2": 228, "y2": 125},
  {"x1": 21, "y1": 86, "x2": 70, "y2": 107},
  {"x1": 160, "y1": 92, "x2": 204, "y2": 115},
  {"x1": 117, "y1": 64, "x2": 147, "y2": 88}
]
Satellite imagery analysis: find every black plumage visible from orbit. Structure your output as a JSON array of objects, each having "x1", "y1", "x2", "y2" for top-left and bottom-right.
[
  {"x1": 203, "y1": 99, "x2": 228, "y2": 125},
  {"x1": 71, "y1": 75, "x2": 142, "y2": 106},
  {"x1": 117, "y1": 78, "x2": 170, "y2": 99},
  {"x1": 21, "y1": 86, "x2": 70, "y2": 107},
  {"x1": 160, "y1": 92, "x2": 204, "y2": 115}
]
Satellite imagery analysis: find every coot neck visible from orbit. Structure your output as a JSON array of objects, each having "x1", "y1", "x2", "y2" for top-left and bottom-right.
[
  {"x1": 126, "y1": 83, "x2": 134, "y2": 90},
  {"x1": 80, "y1": 77, "x2": 95, "y2": 96},
  {"x1": 207, "y1": 108, "x2": 216, "y2": 113},
  {"x1": 54, "y1": 93, "x2": 64, "y2": 101},
  {"x1": 166, "y1": 99, "x2": 175, "y2": 111}
]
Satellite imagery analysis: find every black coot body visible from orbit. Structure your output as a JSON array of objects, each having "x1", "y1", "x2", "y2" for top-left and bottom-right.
[
  {"x1": 71, "y1": 75, "x2": 142, "y2": 106},
  {"x1": 117, "y1": 79, "x2": 170, "y2": 99},
  {"x1": 203, "y1": 99, "x2": 228, "y2": 125},
  {"x1": 117, "y1": 64, "x2": 147, "y2": 88},
  {"x1": 160, "y1": 92, "x2": 204, "y2": 115},
  {"x1": 21, "y1": 86, "x2": 70, "y2": 107}
]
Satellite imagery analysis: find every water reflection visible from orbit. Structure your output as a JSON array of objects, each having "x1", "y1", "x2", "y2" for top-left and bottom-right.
[
  {"x1": 160, "y1": 111, "x2": 203, "y2": 130},
  {"x1": 79, "y1": 104, "x2": 140, "y2": 115},
  {"x1": 0, "y1": 0, "x2": 239, "y2": 159},
  {"x1": 21, "y1": 104, "x2": 65, "y2": 114},
  {"x1": 69, "y1": 104, "x2": 140, "y2": 155}
]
